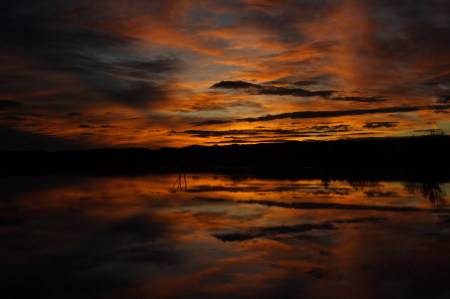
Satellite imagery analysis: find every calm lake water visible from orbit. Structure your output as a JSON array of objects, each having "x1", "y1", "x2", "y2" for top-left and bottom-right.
[{"x1": 1, "y1": 172, "x2": 450, "y2": 299}]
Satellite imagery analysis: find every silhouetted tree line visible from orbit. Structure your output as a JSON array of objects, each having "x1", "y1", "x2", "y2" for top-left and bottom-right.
[{"x1": 1, "y1": 136, "x2": 450, "y2": 175}]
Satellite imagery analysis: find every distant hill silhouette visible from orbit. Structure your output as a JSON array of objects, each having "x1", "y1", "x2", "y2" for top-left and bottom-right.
[{"x1": 1, "y1": 136, "x2": 450, "y2": 175}]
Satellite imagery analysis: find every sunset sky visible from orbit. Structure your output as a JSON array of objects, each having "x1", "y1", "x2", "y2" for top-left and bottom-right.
[{"x1": 2, "y1": 0, "x2": 450, "y2": 150}]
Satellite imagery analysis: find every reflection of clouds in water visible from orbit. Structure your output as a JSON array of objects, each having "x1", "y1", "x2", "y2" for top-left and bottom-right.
[
  {"x1": 213, "y1": 221, "x2": 336, "y2": 242},
  {"x1": 187, "y1": 175, "x2": 449, "y2": 207},
  {"x1": 321, "y1": 223, "x2": 450, "y2": 299},
  {"x1": 212, "y1": 217, "x2": 388, "y2": 242},
  {"x1": 1, "y1": 174, "x2": 450, "y2": 298},
  {"x1": 1, "y1": 212, "x2": 181, "y2": 299},
  {"x1": 193, "y1": 197, "x2": 446, "y2": 213},
  {"x1": 186, "y1": 183, "x2": 321, "y2": 193}
]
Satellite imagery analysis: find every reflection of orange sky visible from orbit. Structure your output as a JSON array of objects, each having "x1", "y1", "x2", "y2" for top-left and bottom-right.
[
  {"x1": 1, "y1": 174, "x2": 450, "y2": 298},
  {"x1": 2, "y1": 0, "x2": 450, "y2": 150}
]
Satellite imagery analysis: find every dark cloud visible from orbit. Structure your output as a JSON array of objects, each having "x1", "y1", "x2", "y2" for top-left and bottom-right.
[
  {"x1": 100, "y1": 125, "x2": 120, "y2": 128},
  {"x1": 190, "y1": 120, "x2": 237, "y2": 127},
  {"x1": 79, "y1": 124, "x2": 92, "y2": 128},
  {"x1": 184, "y1": 129, "x2": 261, "y2": 138},
  {"x1": 193, "y1": 105, "x2": 450, "y2": 126},
  {"x1": 186, "y1": 125, "x2": 348, "y2": 137},
  {"x1": 180, "y1": 126, "x2": 351, "y2": 138},
  {"x1": 108, "y1": 80, "x2": 175, "y2": 108},
  {"x1": 210, "y1": 80, "x2": 262, "y2": 89},
  {"x1": 309, "y1": 125, "x2": 349, "y2": 131},
  {"x1": 191, "y1": 120, "x2": 234, "y2": 127},
  {"x1": 436, "y1": 94, "x2": 450, "y2": 103},
  {"x1": 363, "y1": 122, "x2": 399, "y2": 129},
  {"x1": 0, "y1": 100, "x2": 22, "y2": 110},
  {"x1": 210, "y1": 80, "x2": 336, "y2": 98},
  {"x1": 331, "y1": 96, "x2": 387, "y2": 103},
  {"x1": 257, "y1": 86, "x2": 336, "y2": 98},
  {"x1": 309, "y1": 125, "x2": 333, "y2": 130},
  {"x1": 0, "y1": 1, "x2": 183, "y2": 109},
  {"x1": 236, "y1": 105, "x2": 450, "y2": 123}
]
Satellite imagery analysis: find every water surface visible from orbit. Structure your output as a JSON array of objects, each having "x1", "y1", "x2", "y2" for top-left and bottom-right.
[{"x1": 1, "y1": 173, "x2": 450, "y2": 299}]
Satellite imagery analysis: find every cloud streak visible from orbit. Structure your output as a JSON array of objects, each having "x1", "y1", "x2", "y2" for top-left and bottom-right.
[
  {"x1": 363, "y1": 122, "x2": 399, "y2": 129},
  {"x1": 192, "y1": 105, "x2": 450, "y2": 126},
  {"x1": 180, "y1": 126, "x2": 350, "y2": 137},
  {"x1": 237, "y1": 105, "x2": 450, "y2": 123},
  {"x1": 210, "y1": 80, "x2": 336, "y2": 98}
]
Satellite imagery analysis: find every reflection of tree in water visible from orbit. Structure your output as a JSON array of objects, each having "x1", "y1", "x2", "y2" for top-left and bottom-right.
[
  {"x1": 403, "y1": 181, "x2": 447, "y2": 207},
  {"x1": 347, "y1": 180, "x2": 383, "y2": 191},
  {"x1": 319, "y1": 170, "x2": 448, "y2": 207},
  {"x1": 172, "y1": 171, "x2": 187, "y2": 191},
  {"x1": 320, "y1": 177, "x2": 382, "y2": 191},
  {"x1": 321, "y1": 178, "x2": 333, "y2": 189}
]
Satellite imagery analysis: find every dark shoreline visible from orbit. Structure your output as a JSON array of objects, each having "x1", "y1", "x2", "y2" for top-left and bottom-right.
[{"x1": 1, "y1": 136, "x2": 450, "y2": 179}]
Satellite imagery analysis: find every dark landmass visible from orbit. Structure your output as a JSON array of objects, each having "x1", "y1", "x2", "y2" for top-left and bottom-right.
[{"x1": 1, "y1": 136, "x2": 450, "y2": 177}]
